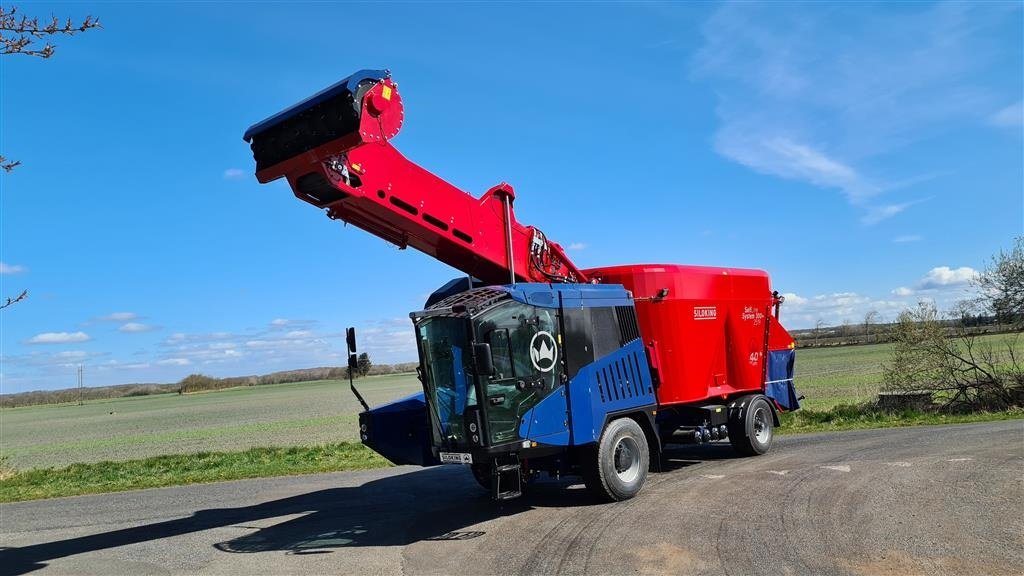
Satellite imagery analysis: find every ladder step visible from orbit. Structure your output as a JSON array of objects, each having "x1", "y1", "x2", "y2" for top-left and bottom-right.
[
  {"x1": 496, "y1": 489, "x2": 522, "y2": 500},
  {"x1": 495, "y1": 464, "x2": 520, "y2": 473}
]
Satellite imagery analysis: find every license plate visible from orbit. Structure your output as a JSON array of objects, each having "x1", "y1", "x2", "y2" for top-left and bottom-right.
[{"x1": 440, "y1": 452, "x2": 473, "y2": 465}]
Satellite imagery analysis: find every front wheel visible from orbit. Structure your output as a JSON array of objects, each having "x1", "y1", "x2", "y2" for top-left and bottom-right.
[
  {"x1": 583, "y1": 417, "x2": 650, "y2": 501},
  {"x1": 728, "y1": 395, "x2": 774, "y2": 456}
]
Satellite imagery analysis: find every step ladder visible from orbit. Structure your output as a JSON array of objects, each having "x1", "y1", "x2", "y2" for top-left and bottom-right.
[{"x1": 492, "y1": 461, "x2": 522, "y2": 500}]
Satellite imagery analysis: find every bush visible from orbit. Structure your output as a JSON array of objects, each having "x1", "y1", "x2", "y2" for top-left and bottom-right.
[
  {"x1": 883, "y1": 302, "x2": 1024, "y2": 412},
  {"x1": 178, "y1": 374, "x2": 226, "y2": 394},
  {"x1": 0, "y1": 455, "x2": 15, "y2": 481}
]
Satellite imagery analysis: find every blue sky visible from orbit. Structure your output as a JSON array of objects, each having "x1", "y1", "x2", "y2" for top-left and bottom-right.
[{"x1": 1, "y1": 2, "x2": 1021, "y2": 392}]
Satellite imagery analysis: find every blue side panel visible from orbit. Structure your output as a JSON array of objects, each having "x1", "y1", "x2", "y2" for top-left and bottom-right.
[
  {"x1": 360, "y1": 392, "x2": 440, "y2": 467},
  {"x1": 765, "y1": 349, "x2": 800, "y2": 411},
  {"x1": 504, "y1": 283, "x2": 633, "y2": 309},
  {"x1": 567, "y1": 339, "x2": 657, "y2": 445},
  {"x1": 518, "y1": 388, "x2": 570, "y2": 445}
]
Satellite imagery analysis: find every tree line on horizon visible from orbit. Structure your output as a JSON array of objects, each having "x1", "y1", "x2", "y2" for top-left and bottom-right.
[{"x1": 1, "y1": 357, "x2": 417, "y2": 408}]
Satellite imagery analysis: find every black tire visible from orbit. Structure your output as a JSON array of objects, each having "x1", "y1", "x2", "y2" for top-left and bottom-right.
[
  {"x1": 470, "y1": 463, "x2": 491, "y2": 491},
  {"x1": 728, "y1": 395, "x2": 774, "y2": 456},
  {"x1": 583, "y1": 417, "x2": 650, "y2": 502}
]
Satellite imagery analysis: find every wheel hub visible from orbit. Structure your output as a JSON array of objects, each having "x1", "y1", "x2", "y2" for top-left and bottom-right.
[
  {"x1": 753, "y1": 406, "x2": 771, "y2": 443},
  {"x1": 613, "y1": 436, "x2": 641, "y2": 483}
]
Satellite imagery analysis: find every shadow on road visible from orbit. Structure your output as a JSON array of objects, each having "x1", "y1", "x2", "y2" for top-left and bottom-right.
[
  {"x1": 661, "y1": 441, "x2": 744, "y2": 470},
  {"x1": 0, "y1": 466, "x2": 587, "y2": 575},
  {"x1": 1, "y1": 443, "x2": 738, "y2": 574}
]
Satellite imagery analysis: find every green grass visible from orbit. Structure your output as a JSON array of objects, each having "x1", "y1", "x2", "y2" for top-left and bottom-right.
[
  {"x1": 794, "y1": 343, "x2": 892, "y2": 410},
  {"x1": 779, "y1": 405, "x2": 1024, "y2": 435},
  {"x1": 2, "y1": 335, "x2": 1022, "y2": 503},
  {"x1": 1, "y1": 374, "x2": 422, "y2": 470},
  {"x1": 0, "y1": 442, "x2": 390, "y2": 503}
]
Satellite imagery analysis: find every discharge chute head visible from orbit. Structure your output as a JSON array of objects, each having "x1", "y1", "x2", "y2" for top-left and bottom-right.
[{"x1": 243, "y1": 69, "x2": 404, "y2": 182}]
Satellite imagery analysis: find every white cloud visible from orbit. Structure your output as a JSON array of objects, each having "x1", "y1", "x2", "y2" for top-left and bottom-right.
[
  {"x1": 893, "y1": 235, "x2": 922, "y2": 243},
  {"x1": 0, "y1": 262, "x2": 26, "y2": 274},
  {"x1": 781, "y1": 292, "x2": 807, "y2": 305},
  {"x1": 916, "y1": 266, "x2": 978, "y2": 289},
  {"x1": 781, "y1": 291, "x2": 909, "y2": 328},
  {"x1": 119, "y1": 322, "x2": 158, "y2": 333},
  {"x1": 714, "y1": 134, "x2": 878, "y2": 204},
  {"x1": 360, "y1": 318, "x2": 417, "y2": 362},
  {"x1": 25, "y1": 331, "x2": 91, "y2": 345},
  {"x1": 567, "y1": 242, "x2": 588, "y2": 251},
  {"x1": 2, "y1": 349, "x2": 108, "y2": 370},
  {"x1": 693, "y1": 3, "x2": 1012, "y2": 224},
  {"x1": 888, "y1": 266, "x2": 979, "y2": 297},
  {"x1": 989, "y1": 100, "x2": 1023, "y2": 128},
  {"x1": 783, "y1": 264, "x2": 982, "y2": 328},
  {"x1": 268, "y1": 318, "x2": 316, "y2": 331},
  {"x1": 98, "y1": 312, "x2": 138, "y2": 322},
  {"x1": 156, "y1": 358, "x2": 191, "y2": 366},
  {"x1": 861, "y1": 201, "x2": 922, "y2": 226},
  {"x1": 223, "y1": 168, "x2": 245, "y2": 180}
]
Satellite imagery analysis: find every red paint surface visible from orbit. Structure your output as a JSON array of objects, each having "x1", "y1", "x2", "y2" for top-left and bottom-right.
[{"x1": 587, "y1": 265, "x2": 794, "y2": 406}]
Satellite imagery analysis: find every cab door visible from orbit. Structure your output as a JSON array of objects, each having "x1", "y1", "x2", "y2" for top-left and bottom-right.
[{"x1": 476, "y1": 301, "x2": 565, "y2": 446}]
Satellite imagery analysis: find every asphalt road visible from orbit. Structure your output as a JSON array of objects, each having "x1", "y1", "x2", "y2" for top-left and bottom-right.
[{"x1": 2, "y1": 421, "x2": 1022, "y2": 576}]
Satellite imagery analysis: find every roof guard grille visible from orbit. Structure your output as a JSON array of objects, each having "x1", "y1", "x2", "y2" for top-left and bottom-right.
[{"x1": 429, "y1": 287, "x2": 510, "y2": 314}]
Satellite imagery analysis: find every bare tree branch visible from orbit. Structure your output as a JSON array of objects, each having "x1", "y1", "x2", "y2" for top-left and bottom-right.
[
  {"x1": 1, "y1": 6, "x2": 100, "y2": 313},
  {"x1": 883, "y1": 300, "x2": 1024, "y2": 412},
  {"x1": 0, "y1": 155, "x2": 20, "y2": 172},
  {"x1": 0, "y1": 6, "x2": 100, "y2": 58},
  {"x1": 0, "y1": 289, "x2": 28, "y2": 310}
]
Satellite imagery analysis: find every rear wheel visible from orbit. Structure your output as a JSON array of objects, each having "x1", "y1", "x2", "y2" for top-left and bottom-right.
[
  {"x1": 583, "y1": 417, "x2": 650, "y2": 501},
  {"x1": 728, "y1": 395, "x2": 774, "y2": 456}
]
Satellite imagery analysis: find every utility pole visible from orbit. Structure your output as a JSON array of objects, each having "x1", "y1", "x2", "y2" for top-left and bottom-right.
[{"x1": 78, "y1": 364, "x2": 84, "y2": 405}]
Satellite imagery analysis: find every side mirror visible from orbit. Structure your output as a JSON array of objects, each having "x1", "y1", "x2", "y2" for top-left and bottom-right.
[
  {"x1": 346, "y1": 327, "x2": 357, "y2": 354},
  {"x1": 348, "y1": 353, "x2": 359, "y2": 372},
  {"x1": 473, "y1": 343, "x2": 495, "y2": 376}
]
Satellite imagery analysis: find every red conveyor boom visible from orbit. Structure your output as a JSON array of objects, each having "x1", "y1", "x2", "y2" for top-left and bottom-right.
[{"x1": 244, "y1": 72, "x2": 587, "y2": 286}]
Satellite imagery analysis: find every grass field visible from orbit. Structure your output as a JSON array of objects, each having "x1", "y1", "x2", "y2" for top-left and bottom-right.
[
  {"x1": 3, "y1": 333, "x2": 1021, "y2": 472},
  {"x1": 794, "y1": 332, "x2": 1023, "y2": 410},
  {"x1": 794, "y1": 342, "x2": 893, "y2": 410},
  {"x1": 1, "y1": 374, "x2": 422, "y2": 470},
  {"x1": 0, "y1": 443, "x2": 390, "y2": 503}
]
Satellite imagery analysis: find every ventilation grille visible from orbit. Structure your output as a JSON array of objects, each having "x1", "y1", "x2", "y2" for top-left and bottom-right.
[
  {"x1": 593, "y1": 347, "x2": 652, "y2": 404},
  {"x1": 429, "y1": 287, "x2": 509, "y2": 314},
  {"x1": 615, "y1": 306, "x2": 641, "y2": 345}
]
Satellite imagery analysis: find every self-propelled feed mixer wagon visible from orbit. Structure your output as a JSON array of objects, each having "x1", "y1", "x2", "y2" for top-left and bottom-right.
[{"x1": 244, "y1": 70, "x2": 801, "y2": 501}]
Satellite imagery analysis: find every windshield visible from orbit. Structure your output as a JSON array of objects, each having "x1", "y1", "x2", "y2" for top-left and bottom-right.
[
  {"x1": 475, "y1": 301, "x2": 562, "y2": 445},
  {"x1": 415, "y1": 316, "x2": 477, "y2": 447}
]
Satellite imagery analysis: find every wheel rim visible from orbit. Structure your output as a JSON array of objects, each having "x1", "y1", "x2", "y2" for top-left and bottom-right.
[
  {"x1": 613, "y1": 436, "x2": 641, "y2": 484},
  {"x1": 752, "y1": 406, "x2": 772, "y2": 444}
]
